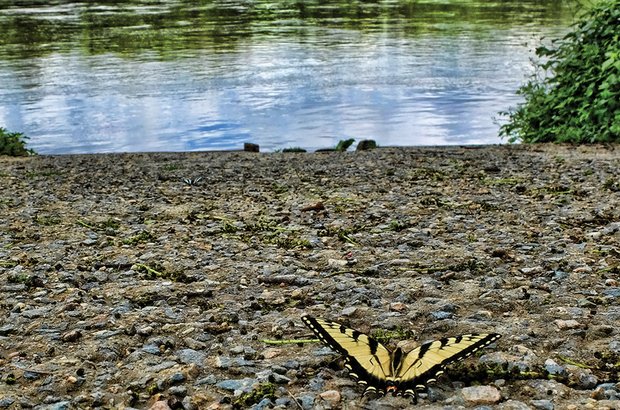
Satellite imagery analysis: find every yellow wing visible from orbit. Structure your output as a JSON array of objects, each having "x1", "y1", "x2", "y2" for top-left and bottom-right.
[
  {"x1": 395, "y1": 334, "x2": 502, "y2": 395},
  {"x1": 302, "y1": 315, "x2": 393, "y2": 394}
]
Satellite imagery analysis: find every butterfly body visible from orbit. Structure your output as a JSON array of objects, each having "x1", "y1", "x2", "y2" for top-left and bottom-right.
[{"x1": 302, "y1": 315, "x2": 500, "y2": 402}]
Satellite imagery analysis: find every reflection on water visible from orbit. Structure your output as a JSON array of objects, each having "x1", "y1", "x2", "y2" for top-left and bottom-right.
[{"x1": 0, "y1": 0, "x2": 577, "y2": 154}]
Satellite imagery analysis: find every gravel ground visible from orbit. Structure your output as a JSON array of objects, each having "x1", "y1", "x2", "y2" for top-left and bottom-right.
[{"x1": 1, "y1": 144, "x2": 619, "y2": 410}]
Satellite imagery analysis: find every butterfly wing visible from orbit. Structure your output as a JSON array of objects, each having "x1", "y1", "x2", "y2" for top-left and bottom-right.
[
  {"x1": 394, "y1": 333, "x2": 501, "y2": 396},
  {"x1": 302, "y1": 315, "x2": 393, "y2": 395}
]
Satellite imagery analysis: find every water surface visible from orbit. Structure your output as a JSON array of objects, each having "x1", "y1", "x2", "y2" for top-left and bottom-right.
[{"x1": 0, "y1": 1, "x2": 577, "y2": 153}]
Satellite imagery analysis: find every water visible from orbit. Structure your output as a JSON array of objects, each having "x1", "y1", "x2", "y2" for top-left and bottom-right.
[{"x1": 0, "y1": 1, "x2": 577, "y2": 154}]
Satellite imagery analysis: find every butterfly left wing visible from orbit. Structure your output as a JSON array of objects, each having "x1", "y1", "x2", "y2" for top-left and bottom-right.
[
  {"x1": 302, "y1": 315, "x2": 394, "y2": 395},
  {"x1": 394, "y1": 333, "x2": 501, "y2": 395}
]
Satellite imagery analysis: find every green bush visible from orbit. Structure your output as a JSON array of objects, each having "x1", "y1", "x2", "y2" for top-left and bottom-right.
[
  {"x1": 0, "y1": 128, "x2": 35, "y2": 156},
  {"x1": 499, "y1": 0, "x2": 620, "y2": 143}
]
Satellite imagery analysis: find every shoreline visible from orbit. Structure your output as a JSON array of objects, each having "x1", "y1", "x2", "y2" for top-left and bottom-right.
[{"x1": 1, "y1": 144, "x2": 619, "y2": 409}]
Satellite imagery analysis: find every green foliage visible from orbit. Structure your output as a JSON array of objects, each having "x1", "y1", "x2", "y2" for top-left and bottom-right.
[
  {"x1": 232, "y1": 383, "x2": 276, "y2": 409},
  {"x1": 335, "y1": 138, "x2": 355, "y2": 152},
  {"x1": 0, "y1": 128, "x2": 35, "y2": 156},
  {"x1": 499, "y1": 0, "x2": 620, "y2": 143}
]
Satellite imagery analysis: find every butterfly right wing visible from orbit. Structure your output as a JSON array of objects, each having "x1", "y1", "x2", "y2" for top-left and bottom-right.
[
  {"x1": 302, "y1": 315, "x2": 393, "y2": 395},
  {"x1": 395, "y1": 333, "x2": 501, "y2": 395}
]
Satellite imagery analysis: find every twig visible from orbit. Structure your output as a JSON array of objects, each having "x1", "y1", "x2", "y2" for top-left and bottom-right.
[
  {"x1": 260, "y1": 338, "x2": 319, "y2": 345},
  {"x1": 287, "y1": 389, "x2": 304, "y2": 410}
]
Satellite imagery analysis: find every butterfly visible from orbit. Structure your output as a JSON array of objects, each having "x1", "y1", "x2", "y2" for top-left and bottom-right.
[{"x1": 302, "y1": 315, "x2": 500, "y2": 402}]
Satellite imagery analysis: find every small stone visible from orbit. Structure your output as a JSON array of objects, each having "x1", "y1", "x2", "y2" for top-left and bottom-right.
[
  {"x1": 554, "y1": 319, "x2": 581, "y2": 330},
  {"x1": 21, "y1": 308, "x2": 49, "y2": 318},
  {"x1": 566, "y1": 365, "x2": 598, "y2": 389},
  {"x1": 389, "y1": 302, "x2": 407, "y2": 312},
  {"x1": 341, "y1": 307, "x2": 357, "y2": 316},
  {"x1": 61, "y1": 329, "x2": 82, "y2": 342},
  {"x1": 590, "y1": 386, "x2": 606, "y2": 400},
  {"x1": 168, "y1": 385, "x2": 187, "y2": 397},
  {"x1": 319, "y1": 390, "x2": 341, "y2": 403},
  {"x1": 461, "y1": 385, "x2": 501, "y2": 405},
  {"x1": 177, "y1": 349, "x2": 207, "y2": 367},
  {"x1": 520, "y1": 266, "x2": 543, "y2": 276},
  {"x1": 530, "y1": 399, "x2": 554, "y2": 410},
  {"x1": 603, "y1": 287, "x2": 620, "y2": 298},
  {"x1": 430, "y1": 310, "x2": 453, "y2": 320},
  {"x1": 148, "y1": 401, "x2": 172, "y2": 410},
  {"x1": 544, "y1": 359, "x2": 567, "y2": 376},
  {"x1": 137, "y1": 326, "x2": 155, "y2": 336},
  {"x1": 142, "y1": 344, "x2": 161, "y2": 355},
  {"x1": 214, "y1": 356, "x2": 231, "y2": 369},
  {"x1": 215, "y1": 378, "x2": 257, "y2": 393},
  {"x1": 605, "y1": 278, "x2": 619, "y2": 286},
  {"x1": 244, "y1": 143, "x2": 259, "y2": 152},
  {"x1": 261, "y1": 348, "x2": 282, "y2": 360},
  {"x1": 0, "y1": 397, "x2": 16, "y2": 408},
  {"x1": 499, "y1": 400, "x2": 532, "y2": 409},
  {"x1": 168, "y1": 372, "x2": 186, "y2": 384},
  {"x1": 577, "y1": 298, "x2": 598, "y2": 308}
]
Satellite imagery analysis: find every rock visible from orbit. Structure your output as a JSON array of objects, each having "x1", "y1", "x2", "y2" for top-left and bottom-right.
[
  {"x1": 499, "y1": 400, "x2": 533, "y2": 409},
  {"x1": 21, "y1": 307, "x2": 50, "y2": 318},
  {"x1": 389, "y1": 302, "x2": 407, "y2": 312},
  {"x1": 61, "y1": 329, "x2": 82, "y2": 342},
  {"x1": 243, "y1": 143, "x2": 259, "y2": 152},
  {"x1": 356, "y1": 140, "x2": 377, "y2": 151},
  {"x1": 168, "y1": 385, "x2": 187, "y2": 397},
  {"x1": 554, "y1": 319, "x2": 582, "y2": 330},
  {"x1": 530, "y1": 399, "x2": 554, "y2": 410},
  {"x1": 544, "y1": 359, "x2": 567, "y2": 376},
  {"x1": 319, "y1": 390, "x2": 341, "y2": 404},
  {"x1": 340, "y1": 307, "x2": 357, "y2": 316},
  {"x1": 261, "y1": 348, "x2": 282, "y2": 359},
  {"x1": 148, "y1": 401, "x2": 172, "y2": 410},
  {"x1": 0, "y1": 324, "x2": 15, "y2": 336},
  {"x1": 177, "y1": 349, "x2": 206, "y2": 367},
  {"x1": 520, "y1": 266, "x2": 543, "y2": 275},
  {"x1": 566, "y1": 365, "x2": 598, "y2": 389},
  {"x1": 461, "y1": 385, "x2": 501, "y2": 405},
  {"x1": 215, "y1": 378, "x2": 257, "y2": 394},
  {"x1": 0, "y1": 397, "x2": 15, "y2": 408},
  {"x1": 430, "y1": 310, "x2": 453, "y2": 320}
]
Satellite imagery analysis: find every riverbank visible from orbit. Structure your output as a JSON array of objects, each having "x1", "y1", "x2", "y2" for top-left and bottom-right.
[{"x1": 1, "y1": 144, "x2": 619, "y2": 409}]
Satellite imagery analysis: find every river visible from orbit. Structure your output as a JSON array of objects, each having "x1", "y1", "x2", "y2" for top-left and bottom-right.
[{"x1": 0, "y1": 0, "x2": 578, "y2": 153}]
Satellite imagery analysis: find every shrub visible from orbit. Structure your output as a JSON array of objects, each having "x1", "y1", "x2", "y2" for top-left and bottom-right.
[
  {"x1": 499, "y1": 0, "x2": 620, "y2": 143},
  {"x1": 0, "y1": 128, "x2": 35, "y2": 156}
]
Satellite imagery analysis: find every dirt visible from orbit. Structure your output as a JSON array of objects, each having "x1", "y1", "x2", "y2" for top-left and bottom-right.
[{"x1": 0, "y1": 144, "x2": 619, "y2": 410}]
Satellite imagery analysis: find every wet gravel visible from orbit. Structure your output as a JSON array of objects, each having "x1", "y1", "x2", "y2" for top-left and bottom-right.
[{"x1": 1, "y1": 144, "x2": 619, "y2": 409}]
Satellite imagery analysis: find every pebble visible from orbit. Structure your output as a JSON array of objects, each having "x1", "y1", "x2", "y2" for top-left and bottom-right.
[
  {"x1": 531, "y1": 399, "x2": 554, "y2": 410},
  {"x1": 340, "y1": 307, "x2": 357, "y2": 316},
  {"x1": 215, "y1": 378, "x2": 257, "y2": 394},
  {"x1": 461, "y1": 385, "x2": 501, "y2": 404},
  {"x1": 61, "y1": 329, "x2": 82, "y2": 342},
  {"x1": 499, "y1": 400, "x2": 533, "y2": 409},
  {"x1": 319, "y1": 390, "x2": 341, "y2": 404},
  {"x1": 0, "y1": 397, "x2": 15, "y2": 408},
  {"x1": 147, "y1": 401, "x2": 172, "y2": 410},
  {"x1": 177, "y1": 349, "x2": 206, "y2": 367},
  {"x1": 555, "y1": 319, "x2": 582, "y2": 330},
  {"x1": 545, "y1": 359, "x2": 568, "y2": 376}
]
